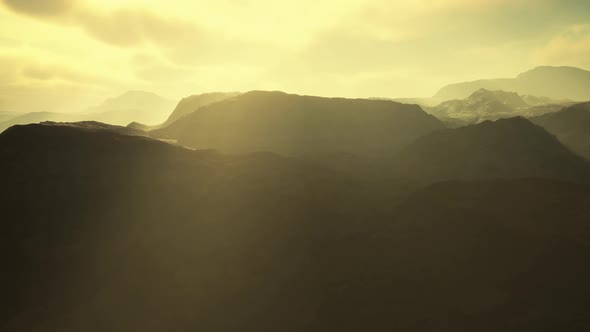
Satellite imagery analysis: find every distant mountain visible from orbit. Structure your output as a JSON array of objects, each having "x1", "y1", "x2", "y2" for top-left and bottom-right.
[
  {"x1": 371, "y1": 97, "x2": 442, "y2": 108},
  {"x1": 435, "y1": 66, "x2": 590, "y2": 101},
  {"x1": 86, "y1": 90, "x2": 176, "y2": 126},
  {"x1": 0, "y1": 111, "x2": 84, "y2": 133},
  {"x1": 151, "y1": 90, "x2": 445, "y2": 157},
  {"x1": 3, "y1": 123, "x2": 590, "y2": 331},
  {"x1": 531, "y1": 102, "x2": 590, "y2": 160},
  {"x1": 0, "y1": 111, "x2": 18, "y2": 123},
  {"x1": 38, "y1": 121, "x2": 148, "y2": 137},
  {"x1": 159, "y1": 92, "x2": 240, "y2": 128},
  {"x1": 389, "y1": 117, "x2": 590, "y2": 182},
  {"x1": 427, "y1": 89, "x2": 572, "y2": 127},
  {"x1": 428, "y1": 89, "x2": 526, "y2": 126}
]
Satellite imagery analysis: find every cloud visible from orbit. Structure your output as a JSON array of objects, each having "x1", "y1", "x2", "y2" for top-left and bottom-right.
[
  {"x1": 1, "y1": 0, "x2": 76, "y2": 17},
  {"x1": 77, "y1": 9, "x2": 201, "y2": 47},
  {"x1": 1, "y1": 0, "x2": 202, "y2": 48},
  {"x1": 534, "y1": 24, "x2": 590, "y2": 69}
]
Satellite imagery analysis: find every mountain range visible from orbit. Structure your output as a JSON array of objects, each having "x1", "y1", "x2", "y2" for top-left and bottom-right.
[
  {"x1": 435, "y1": 66, "x2": 590, "y2": 101},
  {"x1": 426, "y1": 89, "x2": 572, "y2": 127},
  {"x1": 2, "y1": 122, "x2": 590, "y2": 331},
  {"x1": 4, "y1": 65, "x2": 590, "y2": 331},
  {"x1": 0, "y1": 91, "x2": 176, "y2": 132}
]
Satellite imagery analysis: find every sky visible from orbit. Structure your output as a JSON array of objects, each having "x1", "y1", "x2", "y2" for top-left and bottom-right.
[{"x1": 1, "y1": 0, "x2": 590, "y2": 113}]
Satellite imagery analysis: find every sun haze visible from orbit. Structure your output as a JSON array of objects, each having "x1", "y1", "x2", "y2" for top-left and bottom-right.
[{"x1": 1, "y1": 0, "x2": 589, "y2": 112}]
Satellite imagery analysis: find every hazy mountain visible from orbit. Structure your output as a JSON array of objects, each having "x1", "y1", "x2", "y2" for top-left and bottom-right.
[
  {"x1": 428, "y1": 89, "x2": 526, "y2": 126},
  {"x1": 151, "y1": 90, "x2": 445, "y2": 157},
  {"x1": 0, "y1": 111, "x2": 18, "y2": 123},
  {"x1": 531, "y1": 102, "x2": 590, "y2": 160},
  {"x1": 0, "y1": 111, "x2": 84, "y2": 133},
  {"x1": 2, "y1": 123, "x2": 590, "y2": 331},
  {"x1": 435, "y1": 66, "x2": 590, "y2": 101},
  {"x1": 389, "y1": 117, "x2": 590, "y2": 182},
  {"x1": 159, "y1": 92, "x2": 240, "y2": 128},
  {"x1": 427, "y1": 89, "x2": 572, "y2": 127},
  {"x1": 371, "y1": 97, "x2": 442, "y2": 108},
  {"x1": 86, "y1": 90, "x2": 176, "y2": 126}
]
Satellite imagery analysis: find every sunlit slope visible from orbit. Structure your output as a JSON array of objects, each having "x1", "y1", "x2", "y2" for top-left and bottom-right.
[
  {"x1": 152, "y1": 90, "x2": 444, "y2": 157},
  {"x1": 159, "y1": 92, "x2": 240, "y2": 128}
]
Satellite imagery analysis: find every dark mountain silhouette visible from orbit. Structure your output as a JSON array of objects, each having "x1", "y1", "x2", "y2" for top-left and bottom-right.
[
  {"x1": 435, "y1": 66, "x2": 590, "y2": 101},
  {"x1": 389, "y1": 117, "x2": 590, "y2": 182},
  {"x1": 531, "y1": 102, "x2": 590, "y2": 160},
  {"x1": 427, "y1": 89, "x2": 572, "y2": 127},
  {"x1": 86, "y1": 90, "x2": 176, "y2": 126},
  {"x1": 3, "y1": 124, "x2": 590, "y2": 331},
  {"x1": 158, "y1": 92, "x2": 240, "y2": 128},
  {"x1": 151, "y1": 90, "x2": 445, "y2": 157}
]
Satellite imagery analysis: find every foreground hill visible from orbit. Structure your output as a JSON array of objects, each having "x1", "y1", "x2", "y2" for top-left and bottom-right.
[
  {"x1": 435, "y1": 66, "x2": 590, "y2": 101},
  {"x1": 151, "y1": 90, "x2": 445, "y2": 157},
  {"x1": 531, "y1": 102, "x2": 590, "y2": 160},
  {"x1": 389, "y1": 117, "x2": 590, "y2": 182},
  {"x1": 427, "y1": 89, "x2": 571, "y2": 127},
  {"x1": 86, "y1": 90, "x2": 176, "y2": 126},
  {"x1": 159, "y1": 92, "x2": 240, "y2": 128},
  {"x1": 2, "y1": 124, "x2": 590, "y2": 331}
]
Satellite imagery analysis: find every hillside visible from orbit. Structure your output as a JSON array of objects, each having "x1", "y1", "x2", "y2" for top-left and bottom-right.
[
  {"x1": 389, "y1": 117, "x2": 590, "y2": 182},
  {"x1": 159, "y1": 92, "x2": 240, "y2": 128},
  {"x1": 435, "y1": 66, "x2": 590, "y2": 101},
  {"x1": 151, "y1": 90, "x2": 445, "y2": 157},
  {"x1": 2, "y1": 124, "x2": 590, "y2": 331},
  {"x1": 0, "y1": 111, "x2": 85, "y2": 133},
  {"x1": 531, "y1": 102, "x2": 590, "y2": 160}
]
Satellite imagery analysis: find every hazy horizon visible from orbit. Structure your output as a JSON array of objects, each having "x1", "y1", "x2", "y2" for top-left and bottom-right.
[{"x1": 1, "y1": 0, "x2": 590, "y2": 113}]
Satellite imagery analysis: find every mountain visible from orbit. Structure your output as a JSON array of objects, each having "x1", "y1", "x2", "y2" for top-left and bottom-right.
[
  {"x1": 0, "y1": 111, "x2": 18, "y2": 123},
  {"x1": 531, "y1": 102, "x2": 590, "y2": 160},
  {"x1": 3, "y1": 124, "x2": 590, "y2": 331},
  {"x1": 435, "y1": 66, "x2": 590, "y2": 101},
  {"x1": 86, "y1": 90, "x2": 176, "y2": 126},
  {"x1": 427, "y1": 89, "x2": 572, "y2": 127},
  {"x1": 428, "y1": 89, "x2": 527, "y2": 126},
  {"x1": 371, "y1": 97, "x2": 442, "y2": 108},
  {"x1": 159, "y1": 92, "x2": 240, "y2": 128},
  {"x1": 151, "y1": 90, "x2": 445, "y2": 157},
  {"x1": 389, "y1": 117, "x2": 590, "y2": 182},
  {"x1": 379, "y1": 178, "x2": 590, "y2": 331},
  {"x1": 0, "y1": 111, "x2": 84, "y2": 133}
]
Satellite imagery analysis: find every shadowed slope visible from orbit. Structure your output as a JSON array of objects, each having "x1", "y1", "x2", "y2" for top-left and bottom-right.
[
  {"x1": 390, "y1": 117, "x2": 590, "y2": 182},
  {"x1": 2, "y1": 124, "x2": 590, "y2": 331},
  {"x1": 531, "y1": 102, "x2": 590, "y2": 160}
]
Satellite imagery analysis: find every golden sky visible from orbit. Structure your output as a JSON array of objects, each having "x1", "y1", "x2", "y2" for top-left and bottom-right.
[{"x1": 1, "y1": 0, "x2": 589, "y2": 112}]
